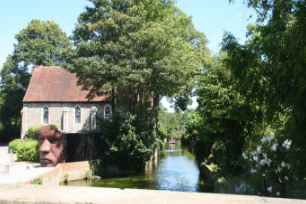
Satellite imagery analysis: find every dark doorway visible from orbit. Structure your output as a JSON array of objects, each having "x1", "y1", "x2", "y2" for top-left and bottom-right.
[
  {"x1": 65, "y1": 133, "x2": 102, "y2": 162},
  {"x1": 66, "y1": 133, "x2": 85, "y2": 162}
]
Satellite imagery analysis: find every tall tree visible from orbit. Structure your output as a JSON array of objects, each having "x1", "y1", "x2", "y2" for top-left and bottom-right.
[
  {"x1": 223, "y1": 0, "x2": 306, "y2": 178},
  {"x1": 63, "y1": 0, "x2": 207, "y2": 116},
  {"x1": 0, "y1": 19, "x2": 72, "y2": 134},
  {"x1": 195, "y1": 53, "x2": 264, "y2": 176}
]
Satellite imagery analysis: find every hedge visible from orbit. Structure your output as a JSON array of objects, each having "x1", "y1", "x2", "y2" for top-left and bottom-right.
[
  {"x1": 16, "y1": 139, "x2": 39, "y2": 162},
  {"x1": 8, "y1": 139, "x2": 24, "y2": 153}
]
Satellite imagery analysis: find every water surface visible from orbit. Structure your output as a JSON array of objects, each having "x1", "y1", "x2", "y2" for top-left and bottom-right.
[{"x1": 66, "y1": 142, "x2": 210, "y2": 192}]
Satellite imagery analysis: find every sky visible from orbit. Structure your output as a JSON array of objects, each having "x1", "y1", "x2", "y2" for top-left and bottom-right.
[{"x1": 0, "y1": 0, "x2": 257, "y2": 112}]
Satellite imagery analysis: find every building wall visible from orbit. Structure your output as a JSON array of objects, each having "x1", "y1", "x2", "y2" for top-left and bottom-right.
[{"x1": 21, "y1": 102, "x2": 110, "y2": 139}]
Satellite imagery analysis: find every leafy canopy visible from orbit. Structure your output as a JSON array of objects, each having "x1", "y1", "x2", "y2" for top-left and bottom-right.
[
  {"x1": 0, "y1": 19, "x2": 72, "y2": 134},
  {"x1": 63, "y1": 0, "x2": 208, "y2": 113}
]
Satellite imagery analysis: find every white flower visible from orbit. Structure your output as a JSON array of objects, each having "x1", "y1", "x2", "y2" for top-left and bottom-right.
[
  {"x1": 251, "y1": 150, "x2": 257, "y2": 156},
  {"x1": 257, "y1": 146, "x2": 262, "y2": 154},
  {"x1": 279, "y1": 178, "x2": 282, "y2": 183},
  {"x1": 267, "y1": 186, "x2": 272, "y2": 192},
  {"x1": 271, "y1": 143, "x2": 278, "y2": 151},
  {"x1": 278, "y1": 167, "x2": 282, "y2": 172},
  {"x1": 282, "y1": 139, "x2": 292, "y2": 150},
  {"x1": 242, "y1": 152, "x2": 248, "y2": 159},
  {"x1": 263, "y1": 153, "x2": 268, "y2": 160},
  {"x1": 253, "y1": 155, "x2": 259, "y2": 162},
  {"x1": 277, "y1": 192, "x2": 280, "y2": 196},
  {"x1": 285, "y1": 176, "x2": 289, "y2": 180},
  {"x1": 260, "y1": 159, "x2": 266, "y2": 166},
  {"x1": 262, "y1": 136, "x2": 274, "y2": 143},
  {"x1": 267, "y1": 159, "x2": 272, "y2": 167},
  {"x1": 235, "y1": 182, "x2": 253, "y2": 194},
  {"x1": 250, "y1": 168, "x2": 257, "y2": 174},
  {"x1": 287, "y1": 164, "x2": 290, "y2": 169},
  {"x1": 262, "y1": 173, "x2": 265, "y2": 177},
  {"x1": 281, "y1": 161, "x2": 287, "y2": 168},
  {"x1": 266, "y1": 136, "x2": 274, "y2": 143}
]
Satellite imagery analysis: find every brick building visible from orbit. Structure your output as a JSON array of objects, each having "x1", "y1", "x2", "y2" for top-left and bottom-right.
[{"x1": 21, "y1": 66, "x2": 112, "y2": 139}]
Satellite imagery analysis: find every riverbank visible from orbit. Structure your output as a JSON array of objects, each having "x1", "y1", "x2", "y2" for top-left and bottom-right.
[{"x1": 1, "y1": 183, "x2": 305, "y2": 204}]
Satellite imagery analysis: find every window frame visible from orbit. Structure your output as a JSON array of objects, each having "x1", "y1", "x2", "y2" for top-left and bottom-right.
[
  {"x1": 74, "y1": 105, "x2": 82, "y2": 125},
  {"x1": 42, "y1": 105, "x2": 49, "y2": 125},
  {"x1": 104, "y1": 105, "x2": 112, "y2": 120}
]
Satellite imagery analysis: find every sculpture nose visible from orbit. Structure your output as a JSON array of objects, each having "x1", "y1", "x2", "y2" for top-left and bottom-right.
[{"x1": 39, "y1": 139, "x2": 50, "y2": 153}]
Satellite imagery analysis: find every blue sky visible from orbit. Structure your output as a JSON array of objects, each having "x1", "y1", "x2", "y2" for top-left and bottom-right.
[{"x1": 0, "y1": 0, "x2": 257, "y2": 112}]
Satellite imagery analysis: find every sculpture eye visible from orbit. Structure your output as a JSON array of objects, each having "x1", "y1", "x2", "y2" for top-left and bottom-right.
[{"x1": 53, "y1": 138, "x2": 60, "y2": 143}]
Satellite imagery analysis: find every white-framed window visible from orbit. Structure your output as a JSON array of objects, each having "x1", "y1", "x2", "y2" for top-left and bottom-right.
[
  {"x1": 42, "y1": 106, "x2": 49, "y2": 124},
  {"x1": 74, "y1": 105, "x2": 81, "y2": 124},
  {"x1": 91, "y1": 107, "x2": 97, "y2": 130},
  {"x1": 63, "y1": 108, "x2": 68, "y2": 130},
  {"x1": 104, "y1": 105, "x2": 112, "y2": 120}
]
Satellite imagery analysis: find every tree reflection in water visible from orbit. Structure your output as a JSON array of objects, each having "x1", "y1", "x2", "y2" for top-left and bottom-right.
[{"x1": 66, "y1": 142, "x2": 212, "y2": 192}]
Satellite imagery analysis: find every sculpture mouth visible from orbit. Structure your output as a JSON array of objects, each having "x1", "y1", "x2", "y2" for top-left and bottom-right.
[{"x1": 40, "y1": 158, "x2": 53, "y2": 166}]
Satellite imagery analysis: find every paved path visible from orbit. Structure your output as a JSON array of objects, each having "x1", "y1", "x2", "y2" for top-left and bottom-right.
[
  {"x1": 0, "y1": 184, "x2": 305, "y2": 204},
  {"x1": 0, "y1": 143, "x2": 54, "y2": 184}
]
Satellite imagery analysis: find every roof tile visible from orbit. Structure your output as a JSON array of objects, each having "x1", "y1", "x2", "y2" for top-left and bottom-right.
[{"x1": 23, "y1": 66, "x2": 110, "y2": 102}]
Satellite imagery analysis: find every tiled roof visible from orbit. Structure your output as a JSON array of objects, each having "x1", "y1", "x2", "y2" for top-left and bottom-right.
[{"x1": 23, "y1": 66, "x2": 110, "y2": 102}]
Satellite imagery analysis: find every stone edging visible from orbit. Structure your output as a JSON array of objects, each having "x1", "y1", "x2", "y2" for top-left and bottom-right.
[{"x1": 23, "y1": 161, "x2": 91, "y2": 185}]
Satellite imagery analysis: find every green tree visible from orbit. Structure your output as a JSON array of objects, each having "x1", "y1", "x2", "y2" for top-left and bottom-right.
[
  {"x1": 0, "y1": 19, "x2": 72, "y2": 136},
  {"x1": 63, "y1": 0, "x2": 207, "y2": 116},
  {"x1": 195, "y1": 53, "x2": 263, "y2": 176},
  {"x1": 223, "y1": 0, "x2": 306, "y2": 178}
]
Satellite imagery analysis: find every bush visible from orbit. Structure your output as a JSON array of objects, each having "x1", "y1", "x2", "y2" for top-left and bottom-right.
[
  {"x1": 98, "y1": 112, "x2": 157, "y2": 172},
  {"x1": 84, "y1": 169, "x2": 93, "y2": 180},
  {"x1": 26, "y1": 124, "x2": 58, "y2": 140},
  {"x1": 31, "y1": 177, "x2": 43, "y2": 185},
  {"x1": 26, "y1": 126, "x2": 42, "y2": 140},
  {"x1": 16, "y1": 139, "x2": 39, "y2": 162},
  {"x1": 59, "y1": 173, "x2": 69, "y2": 185},
  {"x1": 8, "y1": 139, "x2": 24, "y2": 153}
]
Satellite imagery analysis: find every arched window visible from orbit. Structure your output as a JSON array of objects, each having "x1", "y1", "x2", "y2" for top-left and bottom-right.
[
  {"x1": 75, "y1": 105, "x2": 81, "y2": 124},
  {"x1": 104, "y1": 105, "x2": 112, "y2": 120},
  {"x1": 43, "y1": 106, "x2": 49, "y2": 124}
]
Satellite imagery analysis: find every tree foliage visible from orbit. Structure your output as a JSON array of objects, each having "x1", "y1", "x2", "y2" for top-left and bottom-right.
[
  {"x1": 97, "y1": 111, "x2": 158, "y2": 171},
  {"x1": 158, "y1": 104, "x2": 193, "y2": 139},
  {"x1": 63, "y1": 0, "x2": 208, "y2": 115},
  {"x1": 0, "y1": 19, "x2": 72, "y2": 134},
  {"x1": 193, "y1": 53, "x2": 264, "y2": 176},
  {"x1": 223, "y1": 0, "x2": 306, "y2": 178}
]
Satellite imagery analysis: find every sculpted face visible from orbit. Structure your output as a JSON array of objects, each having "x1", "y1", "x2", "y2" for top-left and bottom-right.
[{"x1": 39, "y1": 125, "x2": 66, "y2": 167}]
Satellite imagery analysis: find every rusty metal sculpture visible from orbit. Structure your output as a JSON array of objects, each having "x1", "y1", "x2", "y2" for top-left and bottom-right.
[{"x1": 38, "y1": 125, "x2": 66, "y2": 167}]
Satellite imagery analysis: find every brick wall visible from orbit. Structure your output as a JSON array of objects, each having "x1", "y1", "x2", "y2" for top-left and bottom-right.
[{"x1": 23, "y1": 161, "x2": 91, "y2": 185}]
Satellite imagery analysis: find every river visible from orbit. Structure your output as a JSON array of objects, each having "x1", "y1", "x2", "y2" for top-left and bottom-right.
[{"x1": 65, "y1": 141, "x2": 211, "y2": 192}]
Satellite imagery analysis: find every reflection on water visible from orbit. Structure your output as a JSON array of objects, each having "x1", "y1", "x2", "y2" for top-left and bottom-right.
[{"x1": 66, "y1": 142, "x2": 210, "y2": 192}]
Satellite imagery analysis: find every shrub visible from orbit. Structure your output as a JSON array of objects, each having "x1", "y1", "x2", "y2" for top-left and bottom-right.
[
  {"x1": 31, "y1": 177, "x2": 43, "y2": 185},
  {"x1": 84, "y1": 169, "x2": 93, "y2": 180},
  {"x1": 98, "y1": 113, "x2": 157, "y2": 171},
  {"x1": 209, "y1": 162, "x2": 220, "y2": 172},
  {"x1": 26, "y1": 126, "x2": 42, "y2": 140},
  {"x1": 26, "y1": 124, "x2": 58, "y2": 140},
  {"x1": 8, "y1": 139, "x2": 24, "y2": 153},
  {"x1": 59, "y1": 173, "x2": 69, "y2": 185},
  {"x1": 16, "y1": 139, "x2": 39, "y2": 162}
]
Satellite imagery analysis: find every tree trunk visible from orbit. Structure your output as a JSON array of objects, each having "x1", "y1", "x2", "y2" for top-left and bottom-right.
[
  {"x1": 153, "y1": 92, "x2": 160, "y2": 136},
  {"x1": 111, "y1": 86, "x2": 116, "y2": 112},
  {"x1": 129, "y1": 85, "x2": 132, "y2": 114}
]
